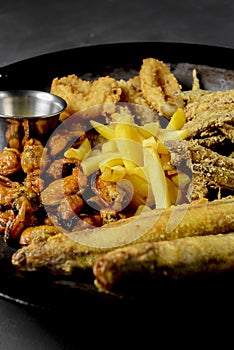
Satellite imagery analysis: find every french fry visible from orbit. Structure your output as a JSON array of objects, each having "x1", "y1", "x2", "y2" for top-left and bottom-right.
[
  {"x1": 143, "y1": 137, "x2": 171, "y2": 208},
  {"x1": 114, "y1": 122, "x2": 144, "y2": 171},
  {"x1": 158, "y1": 128, "x2": 189, "y2": 142},
  {"x1": 66, "y1": 109, "x2": 189, "y2": 210},
  {"x1": 156, "y1": 139, "x2": 170, "y2": 155},
  {"x1": 171, "y1": 173, "x2": 191, "y2": 189},
  {"x1": 101, "y1": 139, "x2": 117, "y2": 153},
  {"x1": 166, "y1": 177, "x2": 181, "y2": 204},
  {"x1": 81, "y1": 152, "x2": 121, "y2": 175},
  {"x1": 137, "y1": 122, "x2": 160, "y2": 138},
  {"x1": 64, "y1": 137, "x2": 91, "y2": 161},
  {"x1": 125, "y1": 174, "x2": 154, "y2": 208},
  {"x1": 166, "y1": 107, "x2": 186, "y2": 131},
  {"x1": 99, "y1": 156, "x2": 124, "y2": 173},
  {"x1": 100, "y1": 165, "x2": 126, "y2": 182},
  {"x1": 90, "y1": 120, "x2": 115, "y2": 140}
]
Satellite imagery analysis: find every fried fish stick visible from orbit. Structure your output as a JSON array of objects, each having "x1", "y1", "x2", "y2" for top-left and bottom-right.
[
  {"x1": 93, "y1": 232, "x2": 234, "y2": 296},
  {"x1": 66, "y1": 197, "x2": 234, "y2": 248},
  {"x1": 12, "y1": 198, "x2": 234, "y2": 273},
  {"x1": 11, "y1": 232, "x2": 112, "y2": 274}
]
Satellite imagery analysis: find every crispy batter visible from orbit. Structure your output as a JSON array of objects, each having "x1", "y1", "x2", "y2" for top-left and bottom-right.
[
  {"x1": 139, "y1": 58, "x2": 184, "y2": 117},
  {"x1": 11, "y1": 232, "x2": 110, "y2": 273},
  {"x1": 50, "y1": 74, "x2": 122, "y2": 120},
  {"x1": 4, "y1": 56, "x2": 234, "y2": 284},
  {"x1": 195, "y1": 134, "x2": 226, "y2": 149},
  {"x1": 187, "y1": 140, "x2": 234, "y2": 171},
  {"x1": 219, "y1": 124, "x2": 234, "y2": 142},
  {"x1": 189, "y1": 174, "x2": 209, "y2": 200},
  {"x1": 180, "y1": 87, "x2": 234, "y2": 199},
  {"x1": 184, "y1": 113, "x2": 234, "y2": 139},
  {"x1": 93, "y1": 232, "x2": 234, "y2": 296},
  {"x1": 192, "y1": 163, "x2": 234, "y2": 190},
  {"x1": 117, "y1": 76, "x2": 150, "y2": 107},
  {"x1": 11, "y1": 198, "x2": 234, "y2": 273},
  {"x1": 168, "y1": 139, "x2": 234, "y2": 199},
  {"x1": 183, "y1": 89, "x2": 234, "y2": 122}
]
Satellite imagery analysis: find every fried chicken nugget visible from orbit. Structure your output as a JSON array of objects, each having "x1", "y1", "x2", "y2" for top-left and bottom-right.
[
  {"x1": 139, "y1": 58, "x2": 184, "y2": 118},
  {"x1": 51, "y1": 74, "x2": 122, "y2": 121}
]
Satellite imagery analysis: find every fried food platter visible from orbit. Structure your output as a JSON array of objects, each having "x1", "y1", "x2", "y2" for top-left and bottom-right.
[{"x1": 0, "y1": 41, "x2": 234, "y2": 311}]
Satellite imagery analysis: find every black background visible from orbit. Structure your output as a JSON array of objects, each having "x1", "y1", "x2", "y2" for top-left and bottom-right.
[
  {"x1": 2, "y1": 0, "x2": 234, "y2": 67},
  {"x1": 1, "y1": 0, "x2": 234, "y2": 348}
]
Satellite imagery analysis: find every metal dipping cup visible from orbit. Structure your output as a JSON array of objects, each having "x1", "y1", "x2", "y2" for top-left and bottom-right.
[{"x1": 0, "y1": 90, "x2": 67, "y2": 151}]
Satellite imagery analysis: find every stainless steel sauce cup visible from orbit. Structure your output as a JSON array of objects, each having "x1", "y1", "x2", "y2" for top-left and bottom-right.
[{"x1": 0, "y1": 90, "x2": 67, "y2": 151}]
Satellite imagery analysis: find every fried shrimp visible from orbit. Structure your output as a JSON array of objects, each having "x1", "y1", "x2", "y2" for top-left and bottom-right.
[
  {"x1": 3, "y1": 185, "x2": 42, "y2": 242},
  {"x1": 20, "y1": 139, "x2": 45, "y2": 174},
  {"x1": 0, "y1": 175, "x2": 20, "y2": 207},
  {"x1": 0, "y1": 148, "x2": 21, "y2": 176}
]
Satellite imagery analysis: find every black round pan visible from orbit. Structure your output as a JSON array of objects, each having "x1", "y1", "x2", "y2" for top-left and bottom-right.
[
  {"x1": 0, "y1": 41, "x2": 234, "y2": 312},
  {"x1": 1, "y1": 41, "x2": 234, "y2": 91}
]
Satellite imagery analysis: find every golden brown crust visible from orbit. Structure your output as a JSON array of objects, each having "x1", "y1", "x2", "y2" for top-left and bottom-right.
[
  {"x1": 11, "y1": 232, "x2": 111, "y2": 273},
  {"x1": 50, "y1": 74, "x2": 122, "y2": 120},
  {"x1": 139, "y1": 58, "x2": 184, "y2": 117},
  {"x1": 5, "y1": 57, "x2": 234, "y2": 286},
  {"x1": 11, "y1": 197, "x2": 234, "y2": 273},
  {"x1": 93, "y1": 232, "x2": 234, "y2": 296}
]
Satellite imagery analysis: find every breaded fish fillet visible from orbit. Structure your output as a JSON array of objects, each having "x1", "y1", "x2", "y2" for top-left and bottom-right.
[{"x1": 182, "y1": 89, "x2": 234, "y2": 121}]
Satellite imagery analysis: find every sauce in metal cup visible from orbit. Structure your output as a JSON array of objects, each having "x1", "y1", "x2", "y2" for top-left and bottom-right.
[{"x1": 0, "y1": 90, "x2": 67, "y2": 151}]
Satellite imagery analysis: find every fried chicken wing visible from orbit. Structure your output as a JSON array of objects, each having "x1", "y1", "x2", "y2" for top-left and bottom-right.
[{"x1": 0, "y1": 175, "x2": 20, "y2": 207}]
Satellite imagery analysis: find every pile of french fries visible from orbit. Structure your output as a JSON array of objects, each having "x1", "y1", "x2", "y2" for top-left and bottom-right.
[{"x1": 65, "y1": 108, "x2": 190, "y2": 211}]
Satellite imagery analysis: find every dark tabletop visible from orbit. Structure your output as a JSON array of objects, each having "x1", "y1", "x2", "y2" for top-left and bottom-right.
[
  {"x1": 1, "y1": 0, "x2": 234, "y2": 68},
  {"x1": 1, "y1": 0, "x2": 234, "y2": 348}
]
